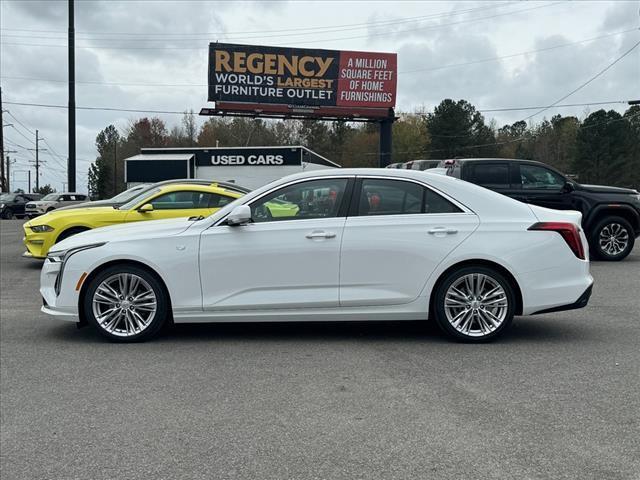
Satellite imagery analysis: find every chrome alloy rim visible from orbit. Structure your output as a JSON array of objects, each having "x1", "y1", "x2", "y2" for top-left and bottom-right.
[
  {"x1": 599, "y1": 223, "x2": 629, "y2": 256},
  {"x1": 444, "y1": 273, "x2": 508, "y2": 337},
  {"x1": 91, "y1": 273, "x2": 157, "y2": 337}
]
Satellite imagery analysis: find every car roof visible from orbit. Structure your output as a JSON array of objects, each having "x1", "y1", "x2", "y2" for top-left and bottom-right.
[
  {"x1": 154, "y1": 183, "x2": 243, "y2": 197},
  {"x1": 445, "y1": 157, "x2": 547, "y2": 165}
]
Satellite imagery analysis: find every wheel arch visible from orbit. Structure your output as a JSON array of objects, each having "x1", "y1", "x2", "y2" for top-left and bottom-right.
[
  {"x1": 77, "y1": 259, "x2": 173, "y2": 326},
  {"x1": 55, "y1": 225, "x2": 92, "y2": 243},
  {"x1": 428, "y1": 259, "x2": 523, "y2": 317},
  {"x1": 585, "y1": 205, "x2": 640, "y2": 236}
]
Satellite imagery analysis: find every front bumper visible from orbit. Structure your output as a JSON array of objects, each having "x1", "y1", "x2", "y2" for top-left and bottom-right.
[
  {"x1": 25, "y1": 206, "x2": 48, "y2": 216},
  {"x1": 23, "y1": 227, "x2": 55, "y2": 259},
  {"x1": 40, "y1": 258, "x2": 81, "y2": 322}
]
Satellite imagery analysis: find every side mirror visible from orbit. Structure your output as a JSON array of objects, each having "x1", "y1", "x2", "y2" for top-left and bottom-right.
[
  {"x1": 227, "y1": 205, "x2": 252, "y2": 226},
  {"x1": 562, "y1": 181, "x2": 574, "y2": 193},
  {"x1": 138, "y1": 203, "x2": 154, "y2": 213}
]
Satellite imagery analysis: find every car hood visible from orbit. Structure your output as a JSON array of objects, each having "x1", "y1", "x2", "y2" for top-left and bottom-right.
[
  {"x1": 578, "y1": 184, "x2": 638, "y2": 195},
  {"x1": 51, "y1": 217, "x2": 199, "y2": 253},
  {"x1": 24, "y1": 207, "x2": 117, "y2": 226},
  {"x1": 55, "y1": 200, "x2": 116, "y2": 211}
]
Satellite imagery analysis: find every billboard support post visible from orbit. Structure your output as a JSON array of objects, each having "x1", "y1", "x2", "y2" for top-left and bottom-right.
[{"x1": 379, "y1": 114, "x2": 394, "y2": 167}]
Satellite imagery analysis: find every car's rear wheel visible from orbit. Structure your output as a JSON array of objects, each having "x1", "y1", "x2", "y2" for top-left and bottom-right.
[
  {"x1": 591, "y1": 216, "x2": 634, "y2": 261},
  {"x1": 433, "y1": 266, "x2": 515, "y2": 342},
  {"x1": 83, "y1": 265, "x2": 169, "y2": 342}
]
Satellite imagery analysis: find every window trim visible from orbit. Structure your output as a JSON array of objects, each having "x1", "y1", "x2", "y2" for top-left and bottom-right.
[
  {"x1": 515, "y1": 163, "x2": 567, "y2": 191},
  {"x1": 146, "y1": 189, "x2": 214, "y2": 211},
  {"x1": 350, "y1": 176, "x2": 469, "y2": 218},
  {"x1": 237, "y1": 176, "x2": 354, "y2": 225}
]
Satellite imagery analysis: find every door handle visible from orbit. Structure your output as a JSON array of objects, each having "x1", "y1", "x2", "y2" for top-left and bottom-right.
[
  {"x1": 305, "y1": 231, "x2": 336, "y2": 239},
  {"x1": 428, "y1": 227, "x2": 458, "y2": 235}
]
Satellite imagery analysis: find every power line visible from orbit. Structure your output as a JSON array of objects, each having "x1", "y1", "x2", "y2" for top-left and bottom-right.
[
  {"x1": 3, "y1": 28, "x2": 636, "y2": 88},
  {"x1": 4, "y1": 99, "x2": 633, "y2": 117},
  {"x1": 2, "y1": 2, "x2": 563, "y2": 50},
  {"x1": 5, "y1": 111, "x2": 36, "y2": 135},
  {"x1": 0, "y1": 2, "x2": 517, "y2": 39},
  {"x1": 400, "y1": 28, "x2": 639, "y2": 73},
  {"x1": 522, "y1": 40, "x2": 640, "y2": 121},
  {"x1": 479, "y1": 101, "x2": 630, "y2": 113}
]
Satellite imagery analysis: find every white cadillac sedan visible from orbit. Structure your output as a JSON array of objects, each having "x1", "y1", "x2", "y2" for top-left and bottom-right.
[{"x1": 40, "y1": 169, "x2": 593, "y2": 343}]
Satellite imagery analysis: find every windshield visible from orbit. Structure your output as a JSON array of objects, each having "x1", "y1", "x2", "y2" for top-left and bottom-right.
[
  {"x1": 0, "y1": 194, "x2": 16, "y2": 202},
  {"x1": 119, "y1": 187, "x2": 161, "y2": 210},
  {"x1": 110, "y1": 184, "x2": 149, "y2": 203},
  {"x1": 42, "y1": 194, "x2": 59, "y2": 201}
]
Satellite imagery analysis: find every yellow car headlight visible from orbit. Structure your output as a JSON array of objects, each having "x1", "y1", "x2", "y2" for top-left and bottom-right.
[{"x1": 30, "y1": 225, "x2": 54, "y2": 233}]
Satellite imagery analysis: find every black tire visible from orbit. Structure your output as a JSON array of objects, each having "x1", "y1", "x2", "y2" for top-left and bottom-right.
[
  {"x1": 1, "y1": 208, "x2": 15, "y2": 219},
  {"x1": 432, "y1": 265, "x2": 516, "y2": 342},
  {"x1": 590, "y1": 216, "x2": 635, "y2": 261},
  {"x1": 83, "y1": 264, "x2": 169, "y2": 342},
  {"x1": 55, "y1": 227, "x2": 90, "y2": 244}
]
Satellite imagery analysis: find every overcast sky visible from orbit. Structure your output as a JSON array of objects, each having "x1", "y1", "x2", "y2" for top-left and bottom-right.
[{"x1": 1, "y1": 0, "x2": 639, "y2": 193}]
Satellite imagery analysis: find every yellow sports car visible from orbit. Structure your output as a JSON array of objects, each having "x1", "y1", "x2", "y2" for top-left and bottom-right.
[{"x1": 23, "y1": 183, "x2": 243, "y2": 259}]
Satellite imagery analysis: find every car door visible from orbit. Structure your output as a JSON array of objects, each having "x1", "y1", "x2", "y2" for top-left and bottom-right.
[
  {"x1": 513, "y1": 163, "x2": 576, "y2": 211},
  {"x1": 124, "y1": 189, "x2": 221, "y2": 223},
  {"x1": 199, "y1": 177, "x2": 353, "y2": 311},
  {"x1": 339, "y1": 177, "x2": 479, "y2": 307},
  {"x1": 14, "y1": 195, "x2": 27, "y2": 216}
]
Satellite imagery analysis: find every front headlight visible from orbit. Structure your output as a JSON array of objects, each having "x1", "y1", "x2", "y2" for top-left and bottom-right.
[
  {"x1": 47, "y1": 243, "x2": 107, "y2": 295},
  {"x1": 30, "y1": 225, "x2": 54, "y2": 233},
  {"x1": 47, "y1": 242, "x2": 107, "y2": 262},
  {"x1": 0, "y1": 203, "x2": 5, "y2": 209}
]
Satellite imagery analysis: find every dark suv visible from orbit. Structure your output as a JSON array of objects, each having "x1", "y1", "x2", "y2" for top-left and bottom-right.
[
  {"x1": 444, "y1": 158, "x2": 640, "y2": 261},
  {"x1": 0, "y1": 193, "x2": 43, "y2": 219}
]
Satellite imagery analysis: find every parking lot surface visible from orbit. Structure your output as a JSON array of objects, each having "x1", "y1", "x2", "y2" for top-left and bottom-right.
[{"x1": 1, "y1": 219, "x2": 639, "y2": 479}]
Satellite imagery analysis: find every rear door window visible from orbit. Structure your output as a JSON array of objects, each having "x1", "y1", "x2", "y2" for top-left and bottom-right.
[
  {"x1": 356, "y1": 179, "x2": 461, "y2": 216},
  {"x1": 467, "y1": 163, "x2": 510, "y2": 189}
]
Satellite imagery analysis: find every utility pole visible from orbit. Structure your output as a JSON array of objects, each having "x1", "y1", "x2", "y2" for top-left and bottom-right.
[
  {"x1": 5, "y1": 154, "x2": 17, "y2": 192},
  {"x1": 1, "y1": 86, "x2": 5, "y2": 192},
  {"x1": 68, "y1": 0, "x2": 76, "y2": 192},
  {"x1": 28, "y1": 130, "x2": 46, "y2": 191},
  {"x1": 28, "y1": 170, "x2": 31, "y2": 193},
  {"x1": 113, "y1": 139, "x2": 117, "y2": 196}
]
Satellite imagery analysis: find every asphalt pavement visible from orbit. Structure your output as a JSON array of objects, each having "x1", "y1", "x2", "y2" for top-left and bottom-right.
[{"x1": 1, "y1": 219, "x2": 639, "y2": 479}]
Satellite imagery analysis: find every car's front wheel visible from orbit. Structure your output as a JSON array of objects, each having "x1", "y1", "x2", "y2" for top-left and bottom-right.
[
  {"x1": 83, "y1": 265, "x2": 169, "y2": 342},
  {"x1": 1, "y1": 208, "x2": 15, "y2": 219},
  {"x1": 433, "y1": 266, "x2": 516, "y2": 342},
  {"x1": 591, "y1": 216, "x2": 634, "y2": 261}
]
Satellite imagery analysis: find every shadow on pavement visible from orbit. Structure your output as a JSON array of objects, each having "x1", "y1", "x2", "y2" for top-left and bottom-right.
[{"x1": 42, "y1": 315, "x2": 590, "y2": 346}]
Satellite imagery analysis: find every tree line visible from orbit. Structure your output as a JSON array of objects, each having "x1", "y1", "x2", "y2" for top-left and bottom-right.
[{"x1": 88, "y1": 100, "x2": 640, "y2": 199}]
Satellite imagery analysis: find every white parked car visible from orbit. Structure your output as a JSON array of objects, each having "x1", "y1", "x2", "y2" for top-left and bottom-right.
[
  {"x1": 25, "y1": 192, "x2": 88, "y2": 217},
  {"x1": 40, "y1": 169, "x2": 593, "y2": 343}
]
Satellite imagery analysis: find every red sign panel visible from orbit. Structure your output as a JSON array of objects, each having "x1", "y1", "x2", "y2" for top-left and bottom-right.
[{"x1": 336, "y1": 51, "x2": 397, "y2": 108}]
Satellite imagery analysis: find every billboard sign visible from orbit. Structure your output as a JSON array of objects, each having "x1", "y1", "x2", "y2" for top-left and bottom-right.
[{"x1": 208, "y1": 43, "x2": 397, "y2": 109}]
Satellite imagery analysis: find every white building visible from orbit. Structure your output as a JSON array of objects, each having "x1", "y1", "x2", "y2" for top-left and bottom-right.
[{"x1": 124, "y1": 146, "x2": 340, "y2": 190}]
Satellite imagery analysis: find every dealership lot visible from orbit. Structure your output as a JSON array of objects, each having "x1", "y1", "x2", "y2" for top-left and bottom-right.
[{"x1": 1, "y1": 219, "x2": 639, "y2": 479}]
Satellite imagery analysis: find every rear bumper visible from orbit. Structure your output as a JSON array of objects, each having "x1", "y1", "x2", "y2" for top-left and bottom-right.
[{"x1": 532, "y1": 283, "x2": 593, "y2": 315}]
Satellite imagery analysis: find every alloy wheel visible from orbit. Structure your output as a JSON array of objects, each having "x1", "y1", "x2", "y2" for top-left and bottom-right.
[
  {"x1": 91, "y1": 273, "x2": 157, "y2": 337},
  {"x1": 598, "y1": 223, "x2": 629, "y2": 256},
  {"x1": 444, "y1": 273, "x2": 509, "y2": 337}
]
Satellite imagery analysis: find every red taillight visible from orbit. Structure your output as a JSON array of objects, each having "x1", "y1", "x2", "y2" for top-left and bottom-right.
[{"x1": 528, "y1": 222, "x2": 586, "y2": 260}]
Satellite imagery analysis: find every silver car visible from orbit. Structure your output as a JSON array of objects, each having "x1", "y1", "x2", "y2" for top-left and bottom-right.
[{"x1": 25, "y1": 192, "x2": 88, "y2": 217}]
